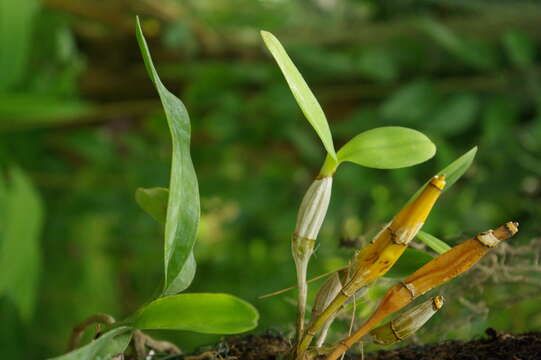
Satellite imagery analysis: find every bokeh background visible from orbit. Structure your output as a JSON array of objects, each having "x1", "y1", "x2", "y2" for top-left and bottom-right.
[{"x1": 1, "y1": 0, "x2": 541, "y2": 358}]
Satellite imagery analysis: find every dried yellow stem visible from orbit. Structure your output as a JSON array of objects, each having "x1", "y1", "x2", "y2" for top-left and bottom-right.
[
  {"x1": 324, "y1": 221, "x2": 519, "y2": 360},
  {"x1": 296, "y1": 175, "x2": 445, "y2": 356},
  {"x1": 369, "y1": 296, "x2": 444, "y2": 345}
]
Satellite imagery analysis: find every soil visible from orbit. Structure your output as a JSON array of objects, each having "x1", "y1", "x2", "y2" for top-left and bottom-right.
[{"x1": 170, "y1": 328, "x2": 541, "y2": 360}]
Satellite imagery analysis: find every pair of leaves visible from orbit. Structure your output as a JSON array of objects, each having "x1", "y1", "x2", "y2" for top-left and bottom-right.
[
  {"x1": 386, "y1": 147, "x2": 477, "y2": 277},
  {"x1": 0, "y1": 167, "x2": 43, "y2": 322},
  {"x1": 49, "y1": 294, "x2": 259, "y2": 360},
  {"x1": 136, "y1": 18, "x2": 200, "y2": 296},
  {"x1": 261, "y1": 31, "x2": 436, "y2": 173}
]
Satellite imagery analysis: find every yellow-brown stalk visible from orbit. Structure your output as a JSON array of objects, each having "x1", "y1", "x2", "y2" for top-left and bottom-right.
[
  {"x1": 296, "y1": 175, "x2": 446, "y2": 356},
  {"x1": 324, "y1": 221, "x2": 519, "y2": 360}
]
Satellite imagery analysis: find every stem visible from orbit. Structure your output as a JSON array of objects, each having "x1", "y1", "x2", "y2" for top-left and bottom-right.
[
  {"x1": 292, "y1": 235, "x2": 315, "y2": 341},
  {"x1": 324, "y1": 310, "x2": 384, "y2": 360},
  {"x1": 295, "y1": 258, "x2": 309, "y2": 340},
  {"x1": 297, "y1": 293, "x2": 348, "y2": 357},
  {"x1": 319, "y1": 154, "x2": 339, "y2": 178}
]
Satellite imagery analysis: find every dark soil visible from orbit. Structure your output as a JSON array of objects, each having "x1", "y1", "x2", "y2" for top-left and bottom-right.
[
  {"x1": 174, "y1": 328, "x2": 541, "y2": 360},
  {"x1": 361, "y1": 328, "x2": 541, "y2": 360}
]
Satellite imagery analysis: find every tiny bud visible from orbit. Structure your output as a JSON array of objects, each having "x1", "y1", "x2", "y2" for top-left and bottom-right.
[
  {"x1": 312, "y1": 271, "x2": 344, "y2": 319},
  {"x1": 294, "y1": 177, "x2": 333, "y2": 241},
  {"x1": 369, "y1": 296, "x2": 444, "y2": 345}
]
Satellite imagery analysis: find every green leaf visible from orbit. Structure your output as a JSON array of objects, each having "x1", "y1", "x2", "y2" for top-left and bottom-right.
[
  {"x1": 127, "y1": 293, "x2": 259, "y2": 334},
  {"x1": 385, "y1": 248, "x2": 433, "y2": 279},
  {"x1": 0, "y1": 0, "x2": 39, "y2": 89},
  {"x1": 416, "y1": 231, "x2": 451, "y2": 255},
  {"x1": 0, "y1": 167, "x2": 43, "y2": 321},
  {"x1": 135, "y1": 187, "x2": 169, "y2": 224},
  {"x1": 134, "y1": 186, "x2": 196, "y2": 294},
  {"x1": 439, "y1": 146, "x2": 478, "y2": 190},
  {"x1": 427, "y1": 94, "x2": 479, "y2": 136},
  {"x1": 0, "y1": 94, "x2": 92, "y2": 131},
  {"x1": 503, "y1": 30, "x2": 535, "y2": 68},
  {"x1": 418, "y1": 18, "x2": 495, "y2": 70},
  {"x1": 48, "y1": 327, "x2": 133, "y2": 360},
  {"x1": 136, "y1": 17, "x2": 200, "y2": 295},
  {"x1": 260, "y1": 31, "x2": 336, "y2": 159},
  {"x1": 356, "y1": 48, "x2": 398, "y2": 83},
  {"x1": 406, "y1": 146, "x2": 478, "y2": 206},
  {"x1": 380, "y1": 80, "x2": 438, "y2": 124},
  {"x1": 336, "y1": 127, "x2": 436, "y2": 169}
]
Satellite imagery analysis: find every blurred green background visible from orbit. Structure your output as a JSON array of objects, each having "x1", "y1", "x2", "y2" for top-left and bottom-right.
[{"x1": 1, "y1": 0, "x2": 541, "y2": 358}]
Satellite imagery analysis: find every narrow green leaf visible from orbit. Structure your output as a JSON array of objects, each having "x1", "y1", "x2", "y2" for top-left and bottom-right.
[
  {"x1": 503, "y1": 30, "x2": 535, "y2": 68},
  {"x1": 406, "y1": 146, "x2": 478, "y2": 206},
  {"x1": 427, "y1": 93, "x2": 479, "y2": 136},
  {"x1": 127, "y1": 293, "x2": 259, "y2": 334},
  {"x1": 385, "y1": 248, "x2": 433, "y2": 279},
  {"x1": 48, "y1": 327, "x2": 133, "y2": 360},
  {"x1": 336, "y1": 127, "x2": 436, "y2": 169},
  {"x1": 439, "y1": 146, "x2": 477, "y2": 190},
  {"x1": 260, "y1": 31, "x2": 336, "y2": 159},
  {"x1": 0, "y1": 94, "x2": 92, "y2": 131},
  {"x1": 136, "y1": 17, "x2": 200, "y2": 295},
  {"x1": 418, "y1": 18, "x2": 495, "y2": 70},
  {"x1": 0, "y1": 167, "x2": 43, "y2": 321},
  {"x1": 135, "y1": 187, "x2": 169, "y2": 224},
  {"x1": 416, "y1": 231, "x2": 451, "y2": 255},
  {"x1": 0, "y1": 0, "x2": 39, "y2": 89}
]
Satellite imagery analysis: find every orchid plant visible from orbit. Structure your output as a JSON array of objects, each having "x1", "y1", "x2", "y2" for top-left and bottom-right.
[{"x1": 260, "y1": 31, "x2": 519, "y2": 360}]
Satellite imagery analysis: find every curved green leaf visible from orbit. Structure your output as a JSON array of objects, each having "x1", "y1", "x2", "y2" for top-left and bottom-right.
[
  {"x1": 0, "y1": 0, "x2": 39, "y2": 90},
  {"x1": 260, "y1": 31, "x2": 336, "y2": 159},
  {"x1": 385, "y1": 248, "x2": 433, "y2": 279},
  {"x1": 416, "y1": 231, "x2": 451, "y2": 255},
  {"x1": 48, "y1": 326, "x2": 133, "y2": 360},
  {"x1": 337, "y1": 127, "x2": 436, "y2": 169},
  {"x1": 439, "y1": 146, "x2": 477, "y2": 190},
  {"x1": 127, "y1": 293, "x2": 259, "y2": 334},
  {"x1": 405, "y1": 146, "x2": 477, "y2": 206},
  {"x1": 135, "y1": 187, "x2": 169, "y2": 224},
  {"x1": 0, "y1": 167, "x2": 43, "y2": 321},
  {"x1": 136, "y1": 18, "x2": 200, "y2": 295}
]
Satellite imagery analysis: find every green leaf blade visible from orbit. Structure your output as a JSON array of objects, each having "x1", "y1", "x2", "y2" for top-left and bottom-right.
[
  {"x1": 0, "y1": 167, "x2": 43, "y2": 321},
  {"x1": 416, "y1": 231, "x2": 451, "y2": 255},
  {"x1": 404, "y1": 146, "x2": 477, "y2": 210},
  {"x1": 260, "y1": 31, "x2": 336, "y2": 159},
  {"x1": 136, "y1": 18, "x2": 200, "y2": 295},
  {"x1": 337, "y1": 126, "x2": 436, "y2": 169},
  {"x1": 0, "y1": 0, "x2": 39, "y2": 90},
  {"x1": 439, "y1": 146, "x2": 477, "y2": 190},
  {"x1": 48, "y1": 327, "x2": 133, "y2": 360},
  {"x1": 128, "y1": 293, "x2": 259, "y2": 334},
  {"x1": 135, "y1": 187, "x2": 169, "y2": 224}
]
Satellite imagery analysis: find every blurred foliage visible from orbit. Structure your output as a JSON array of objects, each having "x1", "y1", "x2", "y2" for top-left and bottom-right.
[{"x1": 1, "y1": 0, "x2": 541, "y2": 358}]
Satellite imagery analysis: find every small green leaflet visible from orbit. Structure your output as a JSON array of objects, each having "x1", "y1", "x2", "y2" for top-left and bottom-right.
[
  {"x1": 135, "y1": 187, "x2": 169, "y2": 224},
  {"x1": 260, "y1": 31, "x2": 336, "y2": 160},
  {"x1": 134, "y1": 186, "x2": 196, "y2": 292},
  {"x1": 439, "y1": 146, "x2": 477, "y2": 190},
  {"x1": 405, "y1": 146, "x2": 477, "y2": 207},
  {"x1": 385, "y1": 248, "x2": 433, "y2": 278},
  {"x1": 0, "y1": 0, "x2": 39, "y2": 90},
  {"x1": 136, "y1": 17, "x2": 200, "y2": 296},
  {"x1": 0, "y1": 167, "x2": 43, "y2": 322},
  {"x1": 126, "y1": 293, "x2": 259, "y2": 334},
  {"x1": 337, "y1": 127, "x2": 436, "y2": 169},
  {"x1": 48, "y1": 327, "x2": 133, "y2": 360},
  {"x1": 416, "y1": 231, "x2": 451, "y2": 255}
]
